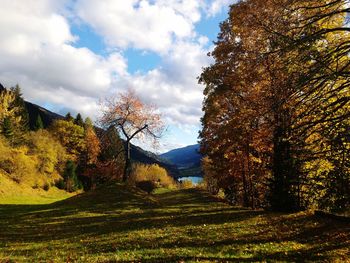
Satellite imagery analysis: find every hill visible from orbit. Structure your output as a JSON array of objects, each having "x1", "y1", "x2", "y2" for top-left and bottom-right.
[
  {"x1": 22, "y1": 95, "x2": 178, "y2": 176},
  {"x1": 160, "y1": 144, "x2": 202, "y2": 178},
  {"x1": 0, "y1": 184, "x2": 348, "y2": 262},
  {"x1": 25, "y1": 101, "x2": 64, "y2": 129}
]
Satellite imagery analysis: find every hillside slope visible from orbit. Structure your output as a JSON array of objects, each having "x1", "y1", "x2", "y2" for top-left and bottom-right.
[
  {"x1": 22, "y1": 94, "x2": 178, "y2": 176},
  {"x1": 0, "y1": 174, "x2": 74, "y2": 204},
  {"x1": 0, "y1": 184, "x2": 348, "y2": 262}
]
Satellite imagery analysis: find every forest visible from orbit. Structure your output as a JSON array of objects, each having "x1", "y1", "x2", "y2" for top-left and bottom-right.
[
  {"x1": 200, "y1": 0, "x2": 350, "y2": 214},
  {"x1": 0, "y1": 85, "x2": 178, "y2": 199}
]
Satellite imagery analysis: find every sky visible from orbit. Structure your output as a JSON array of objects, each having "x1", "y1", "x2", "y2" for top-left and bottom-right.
[{"x1": 0, "y1": 0, "x2": 230, "y2": 153}]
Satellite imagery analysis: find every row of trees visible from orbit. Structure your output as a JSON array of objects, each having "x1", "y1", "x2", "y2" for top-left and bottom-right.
[
  {"x1": 0, "y1": 85, "x2": 167, "y2": 193},
  {"x1": 200, "y1": 0, "x2": 349, "y2": 212},
  {"x1": 0, "y1": 85, "x2": 126, "y2": 191}
]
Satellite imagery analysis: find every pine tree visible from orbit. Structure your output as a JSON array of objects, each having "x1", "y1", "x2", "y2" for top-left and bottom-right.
[
  {"x1": 84, "y1": 117, "x2": 93, "y2": 128},
  {"x1": 10, "y1": 84, "x2": 29, "y2": 131},
  {"x1": 63, "y1": 160, "x2": 81, "y2": 192},
  {"x1": 33, "y1": 114, "x2": 44, "y2": 131},
  {"x1": 2, "y1": 117, "x2": 14, "y2": 140},
  {"x1": 75, "y1": 113, "x2": 84, "y2": 127},
  {"x1": 65, "y1": 112, "x2": 74, "y2": 122}
]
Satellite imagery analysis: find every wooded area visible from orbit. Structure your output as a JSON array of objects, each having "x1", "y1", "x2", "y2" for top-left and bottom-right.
[{"x1": 200, "y1": 0, "x2": 350, "y2": 213}]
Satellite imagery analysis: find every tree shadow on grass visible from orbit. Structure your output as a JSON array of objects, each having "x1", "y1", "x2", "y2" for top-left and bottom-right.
[{"x1": 0, "y1": 185, "x2": 349, "y2": 262}]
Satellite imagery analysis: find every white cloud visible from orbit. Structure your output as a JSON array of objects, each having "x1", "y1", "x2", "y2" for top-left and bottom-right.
[
  {"x1": 0, "y1": 0, "x2": 127, "y2": 119},
  {"x1": 74, "y1": 0, "x2": 203, "y2": 54},
  {"x1": 121, "y1": 40, "x2": 212, "y2": 126},
  {"x1": 207, "y1": 0, "x2": 231, "y2": 17},
  {"x1": 0, "y1": 0, "x2": 222, "y2": 151}
]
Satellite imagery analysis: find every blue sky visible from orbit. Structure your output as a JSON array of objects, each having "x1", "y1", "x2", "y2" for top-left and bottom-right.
[{"x1": 0, "y1": 0, "x2": 230, "y2": 153}]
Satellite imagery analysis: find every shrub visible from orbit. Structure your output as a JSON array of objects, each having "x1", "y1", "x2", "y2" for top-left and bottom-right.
[
  {"x1": 180, "y1": 179, "x2": 193, "y2": 189},
  {"x1": 130, "y1": 163, "x2": 176, "y2": 189},
  {"x1": 136, "y1": 180, "x2": 156, "y2": 194}
]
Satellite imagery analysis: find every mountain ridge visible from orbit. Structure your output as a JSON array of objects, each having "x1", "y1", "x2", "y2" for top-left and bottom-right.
[{"x1": 160, "y1": 144, "x2": 203, "y2": 178}]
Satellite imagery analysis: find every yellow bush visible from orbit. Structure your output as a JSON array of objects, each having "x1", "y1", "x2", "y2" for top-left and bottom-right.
[
  {"x1": 0, "y1": 135, "x2": 63, "y2": 189},
  {"x1": 130, "y1": 163, "x2": 176, "y2": 189},
  {"x1": 180, "y1": 179, "x2": 193, "y2": 189},
  {"x1": 0, "y1": 138, "x2": 37, "y2": 184}
]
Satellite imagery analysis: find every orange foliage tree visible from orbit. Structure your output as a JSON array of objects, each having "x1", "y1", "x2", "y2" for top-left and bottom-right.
[{"x1": 99, "y1": 89, "x2": 165, "y2": 182}]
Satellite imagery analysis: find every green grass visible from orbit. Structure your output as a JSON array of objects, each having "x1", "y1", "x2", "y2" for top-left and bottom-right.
[
  {"x1": 0, "y1": 173, "x2": 75, "y2": 205},
  {"x1": 0, "y1": 184, "x2": 349, "y2": 262}
]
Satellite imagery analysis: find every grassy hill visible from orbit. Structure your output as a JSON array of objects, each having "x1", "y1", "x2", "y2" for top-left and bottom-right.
[
  {"x1": 0, "y1": 184, "x2": 349, "y2": 262},
  {"x1": 0, "y1": 174, "x2": 75, "y2": 204}
]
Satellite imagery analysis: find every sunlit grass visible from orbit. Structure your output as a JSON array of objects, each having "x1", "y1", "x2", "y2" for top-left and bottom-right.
[
  {"x1": 0, "y1": 183, "x2": 349, "y2": 262},
  {"x1": 0, "y1": 174, "x2": 75, "y2": 205}
]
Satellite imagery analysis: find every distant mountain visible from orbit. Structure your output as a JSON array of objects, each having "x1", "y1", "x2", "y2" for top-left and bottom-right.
[
  {"x1": 161, "y1": 144, "x2": 201, "y2": 168},
  {"x1": 25, "y1": 101, "x2": 64, "y2": 129},
  {"x1": 160, "y1": 144, "x2": 203, "y2": 178}
]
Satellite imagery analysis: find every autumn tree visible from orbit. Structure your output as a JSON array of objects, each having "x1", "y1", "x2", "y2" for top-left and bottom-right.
[
  {"x1": 27, "y1": 129, "x2": 67, "y2": 174},
  {"x1": 0, "y1": 86, "x2": 28, "y2": 143},
  {"x1": 100, "y1": 89, "x2": 165, "y2": 182},
  {"x1": 200, "y1": 0, "x2": 350, "y2": 212},
  {"x1": 50, "y1": 119, "x2": 86, "y2": 158}
]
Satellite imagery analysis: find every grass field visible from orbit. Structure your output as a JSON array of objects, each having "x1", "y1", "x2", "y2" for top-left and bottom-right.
[
  {"x1": 0, "y1": 174, "x2": 75, "y2": 205},
  {"x1": 0, "y1": 184, "x2": 349, "y2": 262}
]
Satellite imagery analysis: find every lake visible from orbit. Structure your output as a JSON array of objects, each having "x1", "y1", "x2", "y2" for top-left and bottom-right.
[{"x1": 178, "y1": 176, "x2": 203, "y2": 185}]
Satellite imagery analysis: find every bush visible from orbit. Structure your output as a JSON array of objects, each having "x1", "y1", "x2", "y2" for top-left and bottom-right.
[
  {"x1": 136, "y1": 180, "x2": 156, "y2": 194},
  {"x1": 130, "y1": 163, "x2": 176, "y2": 189},
  {"x1": 180, "y1": 179, "x2": 193, "y2": 189}
]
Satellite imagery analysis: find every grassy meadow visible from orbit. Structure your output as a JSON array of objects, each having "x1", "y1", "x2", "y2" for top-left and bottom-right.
[{"x1": 0, "y1": 184, "x2": 349, "y2": 262}]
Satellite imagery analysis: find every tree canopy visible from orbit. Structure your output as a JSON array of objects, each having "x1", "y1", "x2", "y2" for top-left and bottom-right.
[
  {"x1": 200, "y1": 0, "x2": 350, "y2": 212},
  {"x1": 100, "y1": 89, "x2": 165, "y2": 181}
]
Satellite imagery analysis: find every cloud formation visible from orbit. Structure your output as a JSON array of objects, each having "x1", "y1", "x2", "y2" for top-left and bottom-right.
[
  {"x1": 75, "y1": 0, "x2": 204, "y2": 54},
  {"x1": 0, "y1": 0, "x2": 228, "y2": 150},
  {"x1": 0, "y1": 0, "x2": 127, "y2": 118}
]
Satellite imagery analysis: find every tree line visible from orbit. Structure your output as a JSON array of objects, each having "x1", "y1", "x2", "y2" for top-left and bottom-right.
[
  {"x1": 200, "y1": 0, "x2": 349, "y2": 213},
  {"x1": 0, "y1": 85, "x2": 170, "y2": 194},
  {"x1": 0, "y1": 85, "x2": 125, "y2": 192}
]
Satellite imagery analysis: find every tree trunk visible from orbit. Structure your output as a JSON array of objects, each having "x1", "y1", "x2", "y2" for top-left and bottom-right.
[{"x1": 123, "y1": 140, "x2": 131, "y2": 182}]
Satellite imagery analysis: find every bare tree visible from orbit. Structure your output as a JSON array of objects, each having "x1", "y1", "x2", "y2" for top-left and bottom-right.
[{"x1": 100, "y1": 89, "x2": 165, "y2": 182}]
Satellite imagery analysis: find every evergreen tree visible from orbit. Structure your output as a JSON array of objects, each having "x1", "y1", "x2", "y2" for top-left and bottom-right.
[
  {"x1": 65, "y1": 112, "x2": 74, "y2": 122},
  {"x1": 2, "y1": 117, "x2": 14, "y2": 140},
  {"x1": 10, "y1": 84, "x2": 29, "y2": 131},
  {"x1": 75, "y1": 113, "x2": 84, "y2": 127},
  {"x1": 84, "y1": 117, "x2": 93, "y2": 128},
  {"x1": 63, "y1": 160, "x2": 81, "y2": 192},
  {"x1": 33, "y1": 114, "x2": 44, "y2": 131}
]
